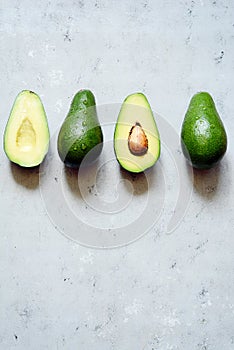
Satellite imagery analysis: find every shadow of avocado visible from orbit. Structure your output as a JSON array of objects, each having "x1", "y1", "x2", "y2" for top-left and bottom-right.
[
  {"x1": 64, "y1": 165, "x2": 80, "y2": 197},
  {"x1": 64, "y1": 158, "x2": 103, "y2": 198},
  {"x1": 10, "y1": 162, "x2": 39, "y2": 189},
  {"x1": 192, "y1": 163, "x2": 221, "y2": 200},
  {"x1": 119, "y1": 164, "x2": 159, "y2": 196}
]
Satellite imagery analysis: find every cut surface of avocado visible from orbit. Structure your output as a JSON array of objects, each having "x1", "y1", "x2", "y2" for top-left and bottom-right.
[
  {"x1": 4, "y1": 90, "x2": 50, "y2": 167},
  {"x1": 114, "y1": 93, "x2": 160, "y2": 173}
]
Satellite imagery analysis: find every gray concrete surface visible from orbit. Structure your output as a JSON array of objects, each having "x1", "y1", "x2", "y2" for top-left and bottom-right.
[{"x1": 0, "y1": 0, "x2": 234, "y2": 349}]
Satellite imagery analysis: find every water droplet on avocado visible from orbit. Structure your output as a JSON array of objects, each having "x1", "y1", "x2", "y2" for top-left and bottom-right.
[
  {"x1": 83, "y1": 100, "x2": 87, "y2": 105},
  {"x1": 73, "y1": 146, "x2": 77, "y2": 151},
  {"x1": 82, "y1": 121, "x2": 87, "y2": 126},
  {"x1": 81, "y1": 143, "x2": 87, "y2": 150}
]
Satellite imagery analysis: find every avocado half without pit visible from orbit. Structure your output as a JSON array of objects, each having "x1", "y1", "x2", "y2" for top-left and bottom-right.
[
  {"x1": 3, "y1": 90, "x2": 50, "y2": 167},
  {"x1": 114, "y1": 92, "x2": 160, "y2": 173}
]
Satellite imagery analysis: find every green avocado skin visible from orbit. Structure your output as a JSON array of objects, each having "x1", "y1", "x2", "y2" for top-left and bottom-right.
[
  {"x1": 181, "y1": 92, "x2": 227, "y2": 169},
  {"x1": 57, "y1": 90, "x2": 103, "y2": 168}
]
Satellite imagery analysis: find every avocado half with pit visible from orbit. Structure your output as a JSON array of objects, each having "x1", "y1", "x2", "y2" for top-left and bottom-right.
[
  {"x1": 4, "y1": 90, "x2": 50, "y2": 167},
  {"x1": 114, "y1": 92, "x2": 160, "y2": 173}
]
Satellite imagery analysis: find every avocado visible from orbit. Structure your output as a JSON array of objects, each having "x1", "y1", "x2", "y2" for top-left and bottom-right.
[
  {"x1": 181, "y1": 92, "x2": 227, "y2": 169},
  {"x1": 114, "y1": 92, "x2": 160, "y2": 173},
  {"x1": 3, "y1": 90, "x2": 50, "y2": 167},
  {"x1": 57, "y1": 89, "x2": 103, "y2": 168}
]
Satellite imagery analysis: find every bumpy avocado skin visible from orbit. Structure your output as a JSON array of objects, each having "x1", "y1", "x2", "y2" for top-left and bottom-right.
[
  {"x1": 181, "y1": 92, "x2": 227, "y2": 169},
  {"x1": 57, "y1": 90, "x2": 103, "y2": 168}
]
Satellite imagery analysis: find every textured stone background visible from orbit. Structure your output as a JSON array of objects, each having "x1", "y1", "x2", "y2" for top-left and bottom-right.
[{"x1": 0, "y1": 1, "x2": 234, "y2": 349}]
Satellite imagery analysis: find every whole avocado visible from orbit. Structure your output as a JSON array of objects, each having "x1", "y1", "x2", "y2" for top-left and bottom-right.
[
  {"x1": 181, "y1": 92, "x2": 227, "y2": 169},
  {"x1": 57, "y1": 89, "x2": 103, "y2": 168}
]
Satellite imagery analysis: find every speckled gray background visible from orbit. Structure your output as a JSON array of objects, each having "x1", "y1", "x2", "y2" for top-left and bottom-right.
[{"x1": 0, "y1": 0, "x2": 234, "y2": 349}]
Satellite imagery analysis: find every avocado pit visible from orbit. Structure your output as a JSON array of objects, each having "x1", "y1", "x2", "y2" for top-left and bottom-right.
[{"x1": 128, "y1": 122, "x2": 148, "y2": 156}]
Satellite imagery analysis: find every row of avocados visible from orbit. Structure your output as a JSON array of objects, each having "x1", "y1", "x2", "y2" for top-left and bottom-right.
[{"x1": 3, "y1": 89, "x2": 227, "y2": 172}]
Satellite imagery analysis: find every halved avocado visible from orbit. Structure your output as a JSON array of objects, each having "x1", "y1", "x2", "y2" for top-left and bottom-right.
[
  {"x1": 4, "y1": 90, "x2": 50, "y2": 167},
  {"x1": 114, "y1": 93, "x2": 160, "y2": 173}
]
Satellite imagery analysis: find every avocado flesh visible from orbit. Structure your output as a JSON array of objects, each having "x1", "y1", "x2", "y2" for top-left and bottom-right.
[
  {"x1": 181, "y1": 92, "x2": 227, "y2": 169},
  {"x1": 114, "y1": 93, "x2": 160, "y2": 173},
  {"x1": 4, "y1": 90, "x2": 50, "y2": 167},
  {"x1": 57, "y1": 89, "x2": 103, "y2": 168}
]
